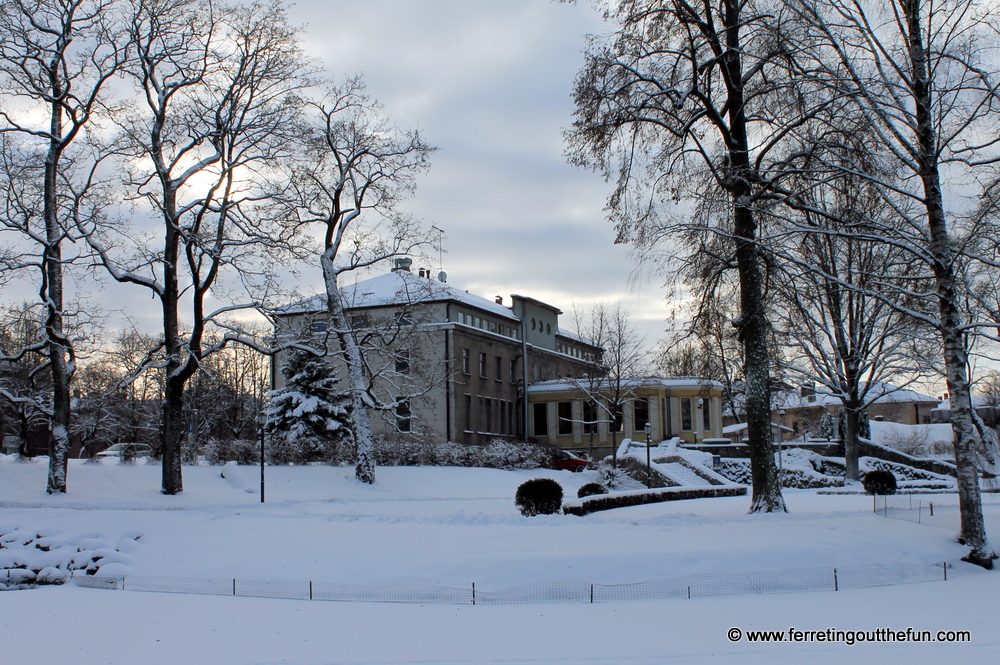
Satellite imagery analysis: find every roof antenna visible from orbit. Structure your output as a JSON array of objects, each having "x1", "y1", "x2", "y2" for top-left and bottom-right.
[{"x1": 431, "y1": 225, "x2": 447, "y2": 282}]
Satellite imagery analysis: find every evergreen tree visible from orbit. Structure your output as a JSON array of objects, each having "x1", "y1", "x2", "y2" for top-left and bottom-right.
[{"x1": 265, "y1": 349, "x2": 351, "y2": 463}]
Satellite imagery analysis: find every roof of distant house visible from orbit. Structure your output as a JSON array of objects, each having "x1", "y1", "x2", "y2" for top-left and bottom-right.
[{"x1": 772, "y1": 381, "x2": 939, "y2": 410}]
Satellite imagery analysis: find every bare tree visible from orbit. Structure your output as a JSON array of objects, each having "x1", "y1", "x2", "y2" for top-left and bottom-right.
[
  {"x1": 0, "y1": 0, "x2": 125, "y2": 492},
  {"x1": 79, "y1": 0, "x2": 310, "y2": 493},
  {"x1": 787, "y1": 0, "x2": 999, "y2": 566},
  {"x1": 283, "y1": 77, "x2": 434, "y2": 484},
  {"x1": 769, "y1": 154, "x2": 939, "y2": 479},
  {"x1": 568, "y1": 301, "x2": 647, "y2": 465},
  {"x1": 565, "y1": 0, "x2": 816, "y2": 511}
]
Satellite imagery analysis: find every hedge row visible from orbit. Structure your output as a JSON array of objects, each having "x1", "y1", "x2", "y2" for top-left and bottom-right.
[{"x1": 562, "y1": 485, "x2": 747, "y2": 516}]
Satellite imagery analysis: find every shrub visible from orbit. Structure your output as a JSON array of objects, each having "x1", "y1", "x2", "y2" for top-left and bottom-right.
[
  {"x1": 863, "y1": 469, "x2": 897, "y2": 495},
  {"x1": 577, "y1": 482, "x2": 608, "y2": 498},
  {"x1": 596, "y1": 462, "x2": 630, "y2": 489},
  {"x1": 515, "y1": 478, "x2": 564, "y2": 516},
  {"x1": 478, "y1": 439, "x2": 550, "y2": 470}
]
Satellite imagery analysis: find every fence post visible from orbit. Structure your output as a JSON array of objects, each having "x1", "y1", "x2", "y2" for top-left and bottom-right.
[
  {"x1": 930, "y1": 502, "x2": 934, "y2": 517},
  {"x1": 590, "y1": 584, "x2": 594, "y2": 604},
  {"x1": 233, "y1": 579, "x2": 236, "y2": 596},
  {"x1": 472, "y1": 582, "x2": 476, "y2": 606},
  {"x1": 833, "y1": 568, "x2": 838, "y2": 591},
  {"x1": 943, "y1": 562, "x2": 947, "y2": 581},
  {"x1": 309, "y1": 580, "x2": 313, "y2": 600},
  {"x1": 687, "y1": 586, "x2": 691, "y2": 600}
]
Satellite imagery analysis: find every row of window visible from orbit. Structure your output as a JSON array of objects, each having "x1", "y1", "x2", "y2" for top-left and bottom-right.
[
  {"x1": 455, "y1": 311, "x2": 519, "y2": 339},
  {"x1": 532, "y1": 397, "x2": 713, "y2": 437},
  {"x1": 463, "y1": 394, "x2": 516, "y2": 436},
  {"x1": 554, "y1": 342, "x2": 596, "y2": 362},
  {"x1": 461, "y1": 349, "x2": 517, "y2": 384}
]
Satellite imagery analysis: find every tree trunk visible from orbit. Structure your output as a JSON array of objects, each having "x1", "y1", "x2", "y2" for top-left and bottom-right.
[
  {"x1": 322, "y1": 251, "x2": 377, "y2": 484},
  {"x1": 161, "y1": 374, "x2": 185, "y2": 494},
  {"x1": 902, "y1": 0, "x2": 993, "y2": 565},
  {"x1": 723, "y1": 0, "x2": 784, "y2": 512},
  {"x1": 843, "y1": 406, "x2": 860, "y2": 481},
  {"x1": 43, "y1": 79, "x2": 70, "y2": 495}
]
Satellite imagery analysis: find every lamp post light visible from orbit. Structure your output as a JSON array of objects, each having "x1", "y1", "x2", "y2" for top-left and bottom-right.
[
  {"x1": 644, "y1": 422, "x2": 652, "y2": 489},
  {"x1": 258, "y1": 411, "x2": 266, "y2": 503}
]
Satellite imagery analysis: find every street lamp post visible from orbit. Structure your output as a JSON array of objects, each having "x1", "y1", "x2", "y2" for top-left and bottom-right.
[
  {"x1": 644, "y1": 422, "x2": 652, "y2": 489},
  {"x1": 258, "y1": 411, "x2": 266, "y2": 503}
]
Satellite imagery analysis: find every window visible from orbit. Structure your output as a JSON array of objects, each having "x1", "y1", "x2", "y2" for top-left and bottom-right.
[
  {"x1": 701, "y1": 398, "x2": 711, "y2": 431},
  {"x1": 499, "y1": 401, "x2": 506, "y2": 434},
  {"x1": 510, "y1": 359, "x2": 517, "y2": 383},
  {"x1": 495, "y1": 356, "x2": 502, "y2": 382},
  {"x1": 681, "y1": 398, "x2": 692, "y2": 431},
  {"x1": 531, "y1": 318, "x2": 536, "y2": 331},
  {"x1": 634, "y1": 397, "x2": 649, "y2": 431},
  {"x1": 461, "y1": 349, "x2": 470, "y2": 375},
  {"x1": 533, "y1": 403, "x2": 547, "y2": 437},
  {"x1": 546, "y1": 323, "x2": 551, "y2": 335},
  {"x1": 583, "y1": 401, "x2": 598, "y2": 434},
  {"x1": 479, "y1": 352, "x2": 488, "y2": 378},
  {"x1": 395, "y1": 310, "x2": 413, "y2": 325},
  {"x1": 310, "y1": 321, "x2": 328, "y2": 333},
  {"x1": 474, "y1": 316, "x2": 481, "y2": 328},
  {"x1": 395, "y1": 399, "x2": 411, "y2": 432},
  {"x1": 395, "y1": 349, "x2": 410, "y2": 374},
  {"x1": 464, "y1": 394, "x2": 472, "y2": 432},
  {"x1": 351, "y1": 314, "x2": 369, "y2": 329},
  {"x1": 485, "y1": 398, "x2": 493, "y2": 433},
  {"x1": 558, "y1": 401, "x2": 572, "y2": 436}
]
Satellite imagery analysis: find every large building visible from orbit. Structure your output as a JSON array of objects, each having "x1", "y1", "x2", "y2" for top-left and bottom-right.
[{"x1": 273, "y1": 258, "x2": 604, "y2": 446}]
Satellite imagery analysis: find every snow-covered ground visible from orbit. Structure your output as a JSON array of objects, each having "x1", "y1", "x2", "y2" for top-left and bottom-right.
[{"x1": 2, "y1": 456, "x2": 999, "y2": 664}]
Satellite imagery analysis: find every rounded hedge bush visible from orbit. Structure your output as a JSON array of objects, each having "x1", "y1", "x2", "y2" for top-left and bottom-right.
[
  {"x1": 515, "y1": 478, "x2": 564, "y2": 516},
  {"x1": 863, "y1": 469, "x2": 897, "y2": 495},
  {"x1": 577, "y1": 482, "x2": 609, "y2": 499}
]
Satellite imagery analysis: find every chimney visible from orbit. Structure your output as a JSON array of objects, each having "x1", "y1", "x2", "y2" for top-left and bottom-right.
[
  {"x1": 418, "y1": 268, "x2": 426, "y2": 278},
  {"x1": 495, "y1": 296, "x2": 503, "y2": 305},
  {"x1": 393, "y1": 257, "x2": 412, "y2": 272}
]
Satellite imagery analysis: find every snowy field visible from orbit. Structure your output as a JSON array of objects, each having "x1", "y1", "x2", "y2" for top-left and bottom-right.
[{"x1": 2, "y1": 456, "x2": 999, "y2": 664}]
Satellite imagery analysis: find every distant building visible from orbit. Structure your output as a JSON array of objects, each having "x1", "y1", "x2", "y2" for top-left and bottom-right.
[
  {"x1": 771, "y1": 382, "x2": 939, "y2": 440},
  {"x1": 272, "y1": 258, "x2": 604, "y2": 446}
]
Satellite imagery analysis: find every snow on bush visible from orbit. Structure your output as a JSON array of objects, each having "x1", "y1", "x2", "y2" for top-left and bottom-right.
[
  {"x1": 715, "y1": 458, "x2": 844, "y2": 489},
  {"x1": 204, "y1": 438, "x2": 260, "y2": 466},
  {"x1": 577, "y1": 482, "x2": 608, "y2": 498},
  {"x1": 862, "y1": 469, "x2": 897, "y2": 495},
  {"x1": 515, "y1": 478, "x2": 564, "y2": 516},
  {"x1": 476, "y1": 439, "x2": 550, "y2": 470},
  {"x1": 0, "y1": 525, "x2": 142, "y2": 588}
]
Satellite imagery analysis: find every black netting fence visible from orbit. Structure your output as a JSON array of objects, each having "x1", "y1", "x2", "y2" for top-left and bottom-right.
[{"x1": 64, "y1": 560, "x2": 981, "y2": 605}]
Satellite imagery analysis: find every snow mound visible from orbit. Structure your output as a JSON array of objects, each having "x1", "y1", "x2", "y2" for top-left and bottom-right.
[
  {"x1": 0, "y1": 524, "x2": 143, "y2": 588},
  {"x1": 220, "y1": 461, "x2": 255, "y2": 493}
]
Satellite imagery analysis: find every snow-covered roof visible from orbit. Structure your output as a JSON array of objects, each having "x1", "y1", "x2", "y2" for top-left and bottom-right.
[
  {"x1": 279, "y1": 269, "x2": 519, "y2": 321},
  {"x1": 773, "y1": 381, "x2": 938, "y2": 410},
  {"x1": 527, "y1": 376, "x2": 723, "y2": 395},
  {"x1": 936, "y1": 394, "x2": 998, "y2": 410}
]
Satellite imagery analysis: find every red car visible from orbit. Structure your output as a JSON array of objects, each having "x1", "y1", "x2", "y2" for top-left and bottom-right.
[{"x1": 554, "y1": 450, "x2": 589, "y2": 472}]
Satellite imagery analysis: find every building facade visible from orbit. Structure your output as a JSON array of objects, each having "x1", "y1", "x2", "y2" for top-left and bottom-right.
[
  {"x1": 527, "y1": 377, "x2": 724, "y2": 458},
  {"x1": 273, "y1": 259, "x2": 604, "y2": 446}
]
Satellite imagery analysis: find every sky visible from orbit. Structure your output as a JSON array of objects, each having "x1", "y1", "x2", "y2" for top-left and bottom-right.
[{"x1": 276, "y1": 0, "x2": 671, "y2": 344}]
